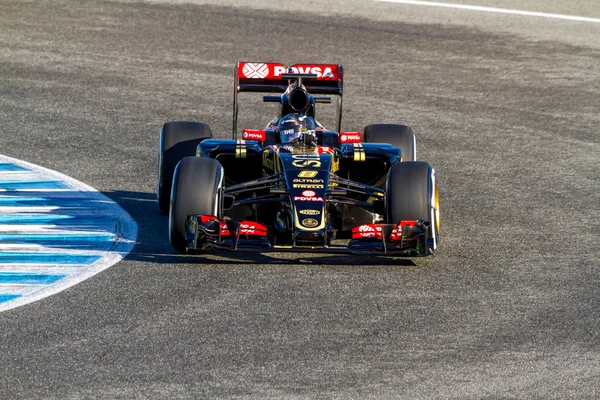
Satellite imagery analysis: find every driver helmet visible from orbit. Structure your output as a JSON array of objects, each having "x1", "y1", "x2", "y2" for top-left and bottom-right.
[{"x1": 278, "y1": 113, "x2": 317, "y2": 146}]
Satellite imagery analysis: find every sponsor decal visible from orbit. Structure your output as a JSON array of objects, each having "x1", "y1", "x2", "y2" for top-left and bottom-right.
[
  {"x1": 302, "y1": 190, "x2": 316, "y2": 197},
  {"x1": 351, "y1": 224, "x2": 401, "y2": 240},
  {"x1": 299, "y1": 209, "x2": 321, "y2": 216},
  {"x1": 291, "y1": 154, "x2": 321, "y2": 168},
  {"x1": 275, "y1": 65, "x2": 336, "y2": 79},
  {"x1": 298, "y1": 170, "x2": 318, "y2": 178},
  {"x1": 293, "y1": 196, "x2": 324, "y2": 202},
  {"x1": 220, "y1": 221, "x2": 268, "y2": 237},
  {"x1": 359, "y1": 224, "x2": 376, "y2": 232},
  {"x1": 242, "y1": 129, "x2": 266, "y2": 141},
  {"x1": 242, "y1": 63, "x2": 269, "y2": 79},
  {"x1": 293, "y1": 180, "x2": 324, "y2": 188},
  {"x1": 293, "y1": 178, "x2": 324, "y2": 183},
  {"x1": 293, "y1": 184, "x2": 324, "y2": 189},
  {"x1": 339, "y1": 132, "x2": 362, "y2": 144},
  {"x1": 301, "y1": 218, "x2": 319, "y2": 228},
  {"x1": 292, "y1": 159, "x2": 320, "y2": 168}
]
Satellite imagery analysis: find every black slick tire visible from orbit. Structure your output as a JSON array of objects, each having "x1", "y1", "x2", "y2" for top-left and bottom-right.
[
  {"x1": 169, "y1": 157, "x2": 224, "y2": 253},
  {"x1": 363, "y1": 124, "x2": 416, "y2": 161},
  {"x1": 157, "y1": 121, "x2": 213, "y2": 213},
  {"x1": 386, "y1": 161, "x2": 439, "y2": 249}
]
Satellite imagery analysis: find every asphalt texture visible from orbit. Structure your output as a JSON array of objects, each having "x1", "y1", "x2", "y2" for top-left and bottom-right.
[{"x1": 1, "y1": 0, "x2": 599, "y2": 398}]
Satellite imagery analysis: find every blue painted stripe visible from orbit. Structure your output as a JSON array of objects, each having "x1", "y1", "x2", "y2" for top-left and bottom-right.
[
  {"x1": 0, "y1": 164, "x2": 29, "y2": 172},
  {"x1": 0, "y1": 294, "x2": 21, "y2": 303},
  {"x1": 0, "y1": 253, "x2": 101, "y2": 264},
  {"x1": 0, "y1": 272, "x2": 67, "y2": 284},
  {"x1": 0, "y1": 197, "x2": 81, "y2": 203},
  {"x1": 0, "y1": 233, "x2": 115, "y2": 242},
  {"x1": 0, "y1": 215, "x2": 75, "y2": 223},
  {"x1": 0, "y1": 180, "x2": 71, "y2": 190}
]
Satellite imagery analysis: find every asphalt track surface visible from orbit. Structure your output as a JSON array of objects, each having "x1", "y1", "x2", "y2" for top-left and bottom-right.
[{"x1": 1, "y1": 0, "x2": 599, "y2": 398}]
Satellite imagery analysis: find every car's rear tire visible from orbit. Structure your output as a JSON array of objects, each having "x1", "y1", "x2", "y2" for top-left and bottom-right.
[
  {"x1": 363, "y1": 124, "x2": 416, "y2": 161},
  {"x1": 157, "y1": 121, "x2": 213, "y2": 213},
  {"x1": 169, "y1": 157, "x2": 224, "y2": 253},
  {"x1": 386, "y1": 161, "x2": 439, "y2": 249}
]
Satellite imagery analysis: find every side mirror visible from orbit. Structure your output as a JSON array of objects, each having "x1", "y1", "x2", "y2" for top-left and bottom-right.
[
  {"x1": 372, "y1": 199, "x2": 385, "y2": 216},
  {"x1": 223, "y1": 194, "x2": 235, "y2": 210}
]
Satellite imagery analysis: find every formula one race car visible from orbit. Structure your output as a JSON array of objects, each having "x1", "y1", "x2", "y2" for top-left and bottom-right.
[{"x1": 157, "y1": 62, "x2": 439, "y2": 256}]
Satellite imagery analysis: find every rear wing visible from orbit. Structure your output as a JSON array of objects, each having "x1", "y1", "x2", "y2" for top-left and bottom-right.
[{"x1": 233, "y1": 62, "x2": 344, "y2": 138}]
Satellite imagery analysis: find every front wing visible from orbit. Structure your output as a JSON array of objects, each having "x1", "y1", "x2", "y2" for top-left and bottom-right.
[{"x1": 185, "y1": 215, "x2": 433, "y2": 256}]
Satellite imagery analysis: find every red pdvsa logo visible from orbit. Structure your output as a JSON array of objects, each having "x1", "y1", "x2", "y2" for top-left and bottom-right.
[
  {"x1": 242, "y1": 129, "x2": 267, "y2": 142},
  {"x1": 339, "y1": 132, "x2": 361, "y2": 143}
]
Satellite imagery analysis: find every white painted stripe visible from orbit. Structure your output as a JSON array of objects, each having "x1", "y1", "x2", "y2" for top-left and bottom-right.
[
  {"x1": 0, "y1": 283, "x2": 58, "y2": 288},
  {"x1": 0, "y1": 225, "x2": 117, "y2": 233},
  {"x1": 375, "y1": 0, "x2": 600, "y2": 23},
  {"x1": 0, "y1": 188, "x2": 74, "y2": 192},
  {"x1": 0, "y1": 286, "x2": 43, "y2": 295},
  {"x1": 0, "y1": 263, "x2": 99, "y2": 269},
  {"x1": 0, "y1": 206, "x2": 61, "y2": 212},
  {"x1": 0, "y1": 266, "x2": 84, "y2": 274},
  {"x1": 0, "y1": 246, "x2": 115, "y2": 256}
]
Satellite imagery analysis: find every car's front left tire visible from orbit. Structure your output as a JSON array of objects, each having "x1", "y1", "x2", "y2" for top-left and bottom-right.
[
  {"x1": 363, "y1": 124, "x2": 416, "y2": 162},
  {"x1": 385, "y1": 161, "x2": 439, "y2": 250},
  {"x1": 169, "y1": 156, "x2": 224, "y2": 253}
]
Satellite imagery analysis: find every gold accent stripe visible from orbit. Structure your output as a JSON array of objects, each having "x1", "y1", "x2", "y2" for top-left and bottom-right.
[
  {"x1": 353, "y1": 143, "x2": 366, "y2": 162},
  {"x1": 235, "y1": 139, "x2": 247, "y2": 159}
]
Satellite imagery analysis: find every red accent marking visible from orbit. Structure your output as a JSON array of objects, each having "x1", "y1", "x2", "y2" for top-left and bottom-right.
[
  {"x1": 238, "y1": 221, "x2": 268, "y2": 237},
  {"x1": 242, "y1": 129, "x2": 267, "y2": 142},
  {"x1": 219, "y1": 221, "x2": 230, "y2": 237},
  {"x1": 399, "y1": 220, "x2": 417, "y2": 228},
  {"x1": 237, "y1": 62, "x2": 340, "y2": 81},
  {"x1": 338, "y1": 132, "x2": 362, "y2": 144},
  {"x1": 199, "y1": 215, "x2": 218, "y2": 223}
]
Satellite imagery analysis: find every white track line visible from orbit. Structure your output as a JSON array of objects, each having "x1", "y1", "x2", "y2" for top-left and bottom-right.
[{"x1": 375, "y1": 0, "x2": 600, "y2": 23}]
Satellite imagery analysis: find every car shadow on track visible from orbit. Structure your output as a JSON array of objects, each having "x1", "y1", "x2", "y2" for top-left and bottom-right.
[{"x1": 103, "y1": 190, "x2": 417, "y2": 267}]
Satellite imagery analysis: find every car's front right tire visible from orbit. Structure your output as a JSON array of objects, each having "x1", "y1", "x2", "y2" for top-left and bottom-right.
[{"x1": 157, "y1": 121, "x2": 213, "y2": 213}]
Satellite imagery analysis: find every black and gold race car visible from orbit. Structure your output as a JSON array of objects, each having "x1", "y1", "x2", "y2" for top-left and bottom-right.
[{"x1": 157, "y1": 62, "x2": 439, "y2": 256}]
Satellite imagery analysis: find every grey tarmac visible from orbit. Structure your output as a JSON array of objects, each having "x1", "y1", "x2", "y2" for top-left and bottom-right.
[{"x1": 0, "y1": 0, "x2": 599, "y2": 398}]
